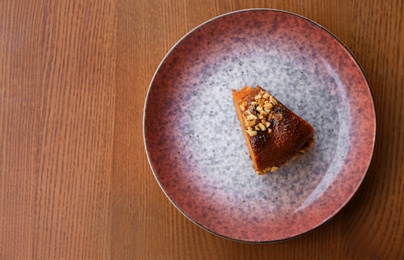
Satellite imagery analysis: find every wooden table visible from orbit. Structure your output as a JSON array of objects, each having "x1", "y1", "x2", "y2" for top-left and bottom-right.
[{"x1": 1, "y1": 0, "x2": 403, "y2": 259}]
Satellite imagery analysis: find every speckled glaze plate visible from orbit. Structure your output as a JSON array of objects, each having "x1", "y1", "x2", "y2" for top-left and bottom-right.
[{"x1": 143, "y1": 9, "x2": 376, "y2": 242}]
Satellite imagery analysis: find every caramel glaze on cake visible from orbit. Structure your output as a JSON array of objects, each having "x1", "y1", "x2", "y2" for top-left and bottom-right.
[{"x1": 232, "y1": 86, "x2": 315, "y2": 175}]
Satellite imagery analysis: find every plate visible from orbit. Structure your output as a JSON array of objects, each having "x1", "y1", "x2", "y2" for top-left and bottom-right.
[{"x1": 143, "y1": 9, "x2": 376, "y2": 242}]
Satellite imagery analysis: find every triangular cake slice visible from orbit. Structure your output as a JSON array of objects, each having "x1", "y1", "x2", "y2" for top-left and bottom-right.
[{"x1": 232, "y1": 86, "x2": 315, "y2": 175}]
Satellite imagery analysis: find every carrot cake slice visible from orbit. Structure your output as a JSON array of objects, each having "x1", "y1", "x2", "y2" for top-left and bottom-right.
[{"x1": 232, "y1": 86, "x2": 315, "y2": 174}]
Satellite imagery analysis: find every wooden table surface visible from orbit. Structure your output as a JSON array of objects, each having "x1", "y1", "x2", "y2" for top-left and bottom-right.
[{"x1": 1, "y1": 0, "x2": 403, "y2": 259}]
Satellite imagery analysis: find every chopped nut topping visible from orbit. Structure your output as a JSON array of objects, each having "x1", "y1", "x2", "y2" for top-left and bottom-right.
[
  {"x1": 275, "y1": 113, "x2": 283, "y2": 122},
  {"x1": 259, "y1": 99, "x2": 265, "y2": 106},
  {"x1": 270, "y1": 166, "x2": 278, "y2": 172},
  {"x1": 239, "y1": 88, "x2": 279, "y2": 137},
  {"x1": 246, "y1": 114, "x2": 257, "y2": 121},
  {"x1": 258, "y1": 123, "x2": 266, "y2": 131},
  {"x1": 298, "y1": 147, "x2": 306, "y2": 153},
  {"x1": 246, "y1": 127, "x2": 257, "y2": 136},
  {"x1": 269, "y1": 96, "x2": 278, "y2": 105},
  {"x1": 264, "y1": 102, "x2": 273, "y2": 110},
  {"x1": 244, "y1": 120, "x2": 255, "y2": 127}
]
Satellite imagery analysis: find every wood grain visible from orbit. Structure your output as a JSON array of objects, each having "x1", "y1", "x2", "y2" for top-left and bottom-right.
[
  {"x1": 0, "y1": 0, "x2": 403, "y2": 259},
  {"x1": 0, "y1": 0, "x2": 116, "y2": 258}
]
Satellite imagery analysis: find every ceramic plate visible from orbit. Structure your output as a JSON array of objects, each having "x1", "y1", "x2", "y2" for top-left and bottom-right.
[{"x1": 143, "y1": 9, "x2": 376, "y2": 242}]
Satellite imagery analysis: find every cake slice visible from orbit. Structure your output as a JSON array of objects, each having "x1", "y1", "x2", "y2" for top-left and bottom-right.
[{"x1": 232, "y1": 86, "x2": 315, "y2": 175}]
